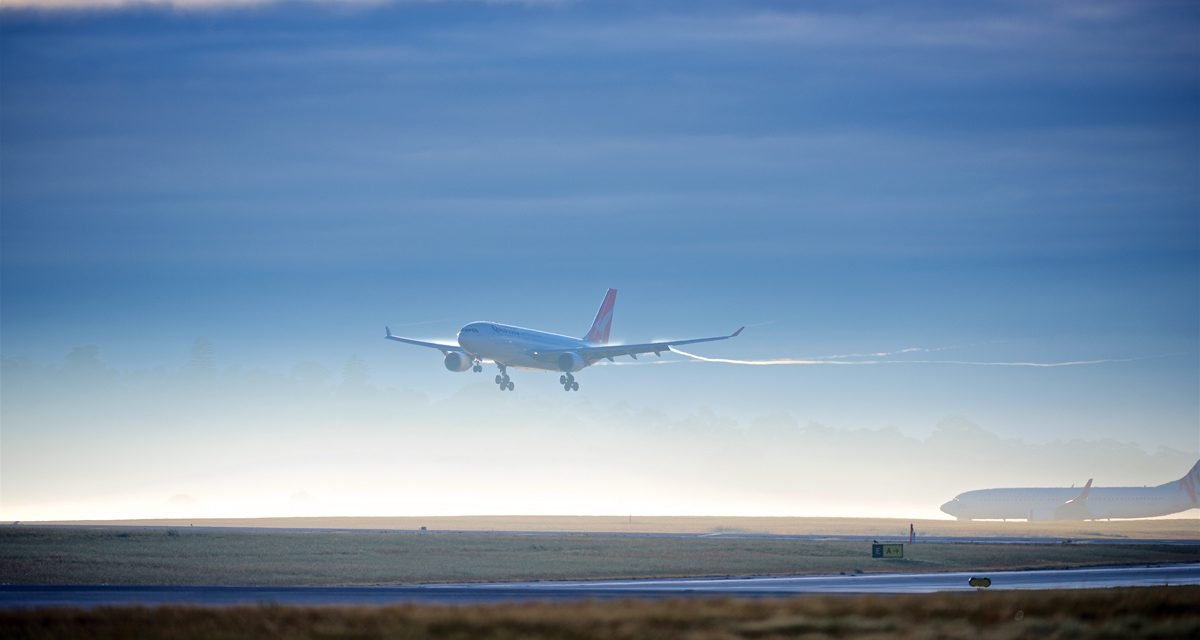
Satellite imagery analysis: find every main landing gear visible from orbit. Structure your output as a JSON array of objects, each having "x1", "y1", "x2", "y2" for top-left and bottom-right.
[
  {"x1": 559, "y1": 373, "x2": 579, "y2": 392},
  {"x1": 494, "y1": 364, "x2": 514, "y2": 391}
]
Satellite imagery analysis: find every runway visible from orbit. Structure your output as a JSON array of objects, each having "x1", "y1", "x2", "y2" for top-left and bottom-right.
[{"x1": 3, "y1": 563, "x2": 1197, "y2": 608}]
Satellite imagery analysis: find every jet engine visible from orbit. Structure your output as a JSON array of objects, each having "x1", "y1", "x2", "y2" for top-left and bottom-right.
[
  {"x1": 444, "y1": 352, "x2": 474, "y2": 372},
  {"x1": 1027, "y1": 507, "x2": 1057, "y2": 521},
  {"x1": 557, "y1": 351, "x2": 586, "y2": 372}
]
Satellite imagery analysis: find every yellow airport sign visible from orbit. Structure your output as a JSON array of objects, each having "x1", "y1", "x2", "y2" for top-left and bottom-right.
[{"x1": 871, "y1": 543, "x2": 904, "y2": 558}]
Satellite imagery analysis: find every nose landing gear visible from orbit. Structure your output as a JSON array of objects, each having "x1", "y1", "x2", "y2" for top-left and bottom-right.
[{"x1": 560, "y1": 373, "x2": 579, "y2": 392}]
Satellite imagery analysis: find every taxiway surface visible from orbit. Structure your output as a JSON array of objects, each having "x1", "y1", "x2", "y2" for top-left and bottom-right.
[{"x1": 3, "y1": 563, "x2": 1196, "y2": 608}]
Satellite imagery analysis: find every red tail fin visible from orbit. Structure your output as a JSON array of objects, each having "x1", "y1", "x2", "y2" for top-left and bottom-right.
[{"x1": 583, "y1": 288, "x2": 617, "y2": 344}]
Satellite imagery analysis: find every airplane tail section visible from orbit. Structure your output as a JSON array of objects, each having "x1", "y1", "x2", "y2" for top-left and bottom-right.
[
  {"x1": 583, "y1": 288, "x2": 617, "y2": 344},
  {"x1": 1053, "y1": 478, "x2": 1093, "y2": 520},
  {"x1": 1175, "y1": 459, "x2": 1200, "y2": 506}
]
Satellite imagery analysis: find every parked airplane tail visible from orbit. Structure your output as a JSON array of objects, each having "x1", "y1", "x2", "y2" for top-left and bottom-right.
[
  {"x1": 1176, "y1": 459, "x2": 1200, "y2": 506},
  {"x1": 583, "y1": 288, "x2": 617, "y2": 344}
]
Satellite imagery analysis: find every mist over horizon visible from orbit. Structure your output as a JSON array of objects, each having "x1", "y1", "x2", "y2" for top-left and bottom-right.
[{"x1": 2, "y1": 343, "x2": 1195, "y2": 522}]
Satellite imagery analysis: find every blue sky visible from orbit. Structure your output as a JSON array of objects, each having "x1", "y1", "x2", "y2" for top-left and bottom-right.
[{"x1": 1, "y1": 0, "x2": 1197, "y2": 519}]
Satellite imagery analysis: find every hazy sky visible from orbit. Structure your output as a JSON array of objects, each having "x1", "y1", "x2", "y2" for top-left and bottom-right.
[{"x1": 2, "y1": 0, "x2": 1197, "y2": 520}]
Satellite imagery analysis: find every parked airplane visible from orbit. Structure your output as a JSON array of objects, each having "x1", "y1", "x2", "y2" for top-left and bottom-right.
[
  {"x1": 940, "y1": 459, "x2": 1200, "y2": 521},
  {"x1": 385, "y1": 288, "x2": 743, "y2": 391}
]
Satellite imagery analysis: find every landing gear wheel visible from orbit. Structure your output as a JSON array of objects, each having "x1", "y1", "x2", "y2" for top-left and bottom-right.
[
  {"x1": 559, "y1": 375, "x2": 567, "y2": 384},
  {"x1": 473, "y1": 364, "x2": 482, "y2": 373},
  {"x1": 571, "y1": 381, "x2": 579, "y2": 391},
  {"x1": 506, "y1": 381, "x2": 515, "y2": 391},
  {"x1": 563, "y1": 384, "x2": 571, "y2": 392},
  {"x1": 495, "y1": 374, "x2": 503, "y2": 384}
]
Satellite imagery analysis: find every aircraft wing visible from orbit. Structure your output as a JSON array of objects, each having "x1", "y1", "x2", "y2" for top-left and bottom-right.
[
  {"x1": 384, "y1": 327, "x2": 464, "y2": 354},
  {"x1": 534, "y1": 327, "x2": 744, "y2": 362}
]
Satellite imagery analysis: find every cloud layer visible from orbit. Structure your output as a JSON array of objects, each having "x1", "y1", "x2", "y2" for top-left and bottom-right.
[{"x1": 0, "y1": 0, "x2": 553, "y2": 9}]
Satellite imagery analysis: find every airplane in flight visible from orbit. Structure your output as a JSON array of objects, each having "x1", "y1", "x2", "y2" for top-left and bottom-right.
[
  {"x1": 385, "y1": 288, "x2": 743, "y2": 391},
  {"x1": 940, "y1": 459, "x2": 1200, "y2": 521}
]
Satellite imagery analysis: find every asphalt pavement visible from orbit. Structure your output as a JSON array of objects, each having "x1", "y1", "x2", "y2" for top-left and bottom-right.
[{"x1": 3, "y1": 563, "x2": 1196, "y2": 608}]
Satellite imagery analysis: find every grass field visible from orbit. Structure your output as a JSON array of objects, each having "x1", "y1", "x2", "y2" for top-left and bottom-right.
[
  {"x1": 2, "y1": 526, "x2": 1198, "y2": 586},
  {"x1": 28, "y1": 515, "x2": 1200, "y2": 539},
  {"x1": 2, "y1": 586, "x2": 1197, "y2": 639}
]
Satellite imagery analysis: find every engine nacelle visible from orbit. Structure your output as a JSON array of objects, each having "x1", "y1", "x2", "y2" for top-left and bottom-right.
[
  {"x1": 1028, "y1": 506, "x2": 1058, "y2": 521},
  {"x1": 1030, "y1": 501, "x2": 1091, "y2": 522},
  {"x1": 557, "y1": 351, "x2": 586, "y2": 372},
  {"x1": 444, "y1": 352, "x2": 474, "y2": 372}
]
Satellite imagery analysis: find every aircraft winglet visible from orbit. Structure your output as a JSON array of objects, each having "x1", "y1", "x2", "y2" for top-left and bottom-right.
[
  {"x1": 731, "y1": 326, "x2": 745, "y2": 337},
  {"x1": 385, "y1": 326, "x2": 392, "y2": 337}
]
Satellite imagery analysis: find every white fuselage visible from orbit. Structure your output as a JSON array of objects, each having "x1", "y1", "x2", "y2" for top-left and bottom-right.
[
  {"x1": 941, "y1": 484, "x2": 1196, "y2": 521},
  {"x1": 456, "y1": 322, "x2": 590, "y2": 371}
]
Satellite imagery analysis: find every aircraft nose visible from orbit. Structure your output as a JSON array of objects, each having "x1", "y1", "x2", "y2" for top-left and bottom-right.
[{"x1": 940, "y1": 499, "x2": 960, "y2": 516}]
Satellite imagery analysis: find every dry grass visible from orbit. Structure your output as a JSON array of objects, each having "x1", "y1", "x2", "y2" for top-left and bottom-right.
[
  {"x1": 2, "y1": 586, "x2": 1197, "y2": 639},
  {"x1": 2, "y1": 526, "x2": 1198, "y2": 586},
  {"x1": 27, "y1": 515, "x2": 1200, "y2": 540}
]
